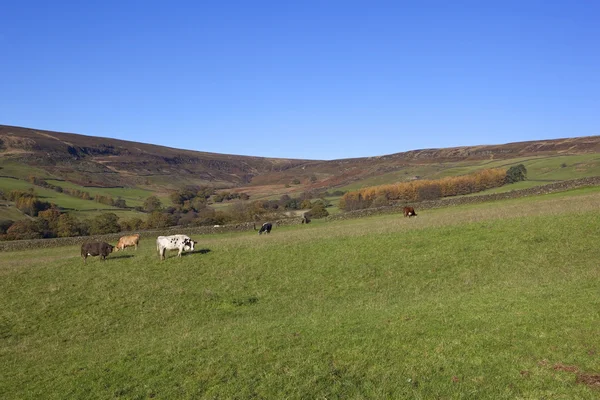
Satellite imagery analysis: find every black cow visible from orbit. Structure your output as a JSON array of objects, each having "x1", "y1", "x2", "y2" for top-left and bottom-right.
[
  {"x1": 255, "y1": 222, "x2": 273, "y2": 235},
  {"x1": 81, "y1": 242, "x2": 114, "y2": 263}
]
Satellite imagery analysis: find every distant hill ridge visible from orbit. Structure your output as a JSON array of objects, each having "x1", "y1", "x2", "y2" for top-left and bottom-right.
[{"x1": 1, "y1": 124, "x2": 600, "y2": 191}]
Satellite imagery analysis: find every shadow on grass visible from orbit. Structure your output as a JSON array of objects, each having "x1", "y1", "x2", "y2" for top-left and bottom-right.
[
  {"x1": 108, "y1": 254, "x2": 135, "y2": 260},
  {"x1": 182, "y1": 248, "x2": 211, "y2": 256}
]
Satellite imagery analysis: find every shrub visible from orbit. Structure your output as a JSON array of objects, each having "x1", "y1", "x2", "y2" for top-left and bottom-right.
[
  {"x1": 371, "y1": 195, "x2": 389, "y2": 207},
  {"x1": 506, "y1": 164, "x2": 527, "y2": 184},
  {"x1": 308, "y1": 203, "x2": 329, "y2": 218},
  {"x1": 57, "y1": 214, "x2": 82, "y2": 237},
  {"x1": 89, "y1": 213, "x2": 121, "y2": 235},
  {"x1": 0, "y1": 219, "x2": 14, "y2": 234},
  {"x1": 143, "y1": 196, "x2": 162, "y2": 212},
  {"x1": 6, "y1": 220, "x2": 43, "y2": 240}
]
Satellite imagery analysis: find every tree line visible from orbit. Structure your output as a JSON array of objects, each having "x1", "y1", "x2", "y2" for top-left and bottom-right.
[
  {"x1": 0, "y1": 186, "x2": 330, "y2": 241},
  {"x1": 339, "y1": 166, "x2": 526, "y2": 211},
  {"x1": 27, "y1": 176, "x2": 129, "y2": 208}
]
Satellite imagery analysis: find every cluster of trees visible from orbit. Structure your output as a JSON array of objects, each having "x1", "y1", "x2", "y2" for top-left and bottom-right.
[
  {"x1": 0, "y1": 185, "x2": 334, "y2": 241},
  {"x1": 62, "y1": 187, "x2": 92, "y2": 200},
  {"x1": 213, "y1": 191, "x2": 249, "y2": 203},
  {"x1": 27, "y1": 176, "x2": 64, "y2": 193},
  {"x1": 340, "y1": 168, "x2": 516, "y2": 211},
  {"x1": 0, "y1": 209, "x2": 121, "y2": 240},
  {"x1": 27, "y1": 176, "x2": 130, "y2": 208},
  {"x1": 5, "y1": 189, "x2": 52, "y2": 216}
]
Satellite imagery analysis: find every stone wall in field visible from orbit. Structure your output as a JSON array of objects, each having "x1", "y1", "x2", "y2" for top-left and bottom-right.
[
  {"x1": 0, "y1": 218, "x2": 306, "y2": 252},
  {"x1": 2, "y1": 177, "x2": 599, "y2": 252}
]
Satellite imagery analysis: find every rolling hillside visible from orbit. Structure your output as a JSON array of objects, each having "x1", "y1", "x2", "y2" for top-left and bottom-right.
[{"x1": 2, "y1": 124, "x2": 600, "y2": 219}]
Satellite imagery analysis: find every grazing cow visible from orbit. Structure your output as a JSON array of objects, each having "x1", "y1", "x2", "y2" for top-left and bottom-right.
[
  {"x1": 115, "y1": 234, "x2": 140, "y2": 252},
  {"x1": 254, "y1": 222, "x2": 273, "y2": 235},
  {"x1": 403, "y1": 206, "x2": 417, "y2": 217},
  {"x1": 81, "y1": 242, "x2": 114, "y2": 263},
  {"x1": 156, "y1": 234, "x2": 197, "y2": 260}
]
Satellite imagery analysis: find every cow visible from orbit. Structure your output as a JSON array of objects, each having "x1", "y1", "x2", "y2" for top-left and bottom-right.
[
  {"x1": 156, "y1": 234, "x2": 197, "y2": 260},
  {"x1": 254, "y1": 222, "x2": 272, "y2": 235},
  {"x1": 302, "y1": 214, "x2": 311, "y2": 224},
  {"x1": 403, "y1": 206, "x2": 417, "y2": 217},
  {"x1": 115, "y1": 234, "x2": 140, "y2": 252},
  {"x1": 81, "y1": 242, "x2": 114, "y2": 263}
]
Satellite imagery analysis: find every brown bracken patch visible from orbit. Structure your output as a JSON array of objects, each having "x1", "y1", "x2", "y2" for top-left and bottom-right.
[
  {"x1": 553, "y1": 363, "x2": 579, "y2": 373},
  {"x1": 576, "y1": 374, "x2": 600, "y2": 388}
]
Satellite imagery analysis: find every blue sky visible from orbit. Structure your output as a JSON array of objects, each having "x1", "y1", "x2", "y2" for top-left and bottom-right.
[{"x1": 2, "y1": 1, "x2": 599, "y2": 160}]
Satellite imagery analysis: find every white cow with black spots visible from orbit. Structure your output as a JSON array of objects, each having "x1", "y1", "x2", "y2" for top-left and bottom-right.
[{"x1": 156, "y1": 234, "x2": 196, "y2": 260}]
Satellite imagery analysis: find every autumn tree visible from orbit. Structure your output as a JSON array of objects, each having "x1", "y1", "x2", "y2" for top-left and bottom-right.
[
  {"x1": 89, "y1": 213, "x2": 121, "y2": 235},
  {"x1": 6, "y1": 220, "x2": 42, "y2": 240},
  {"x1": 143, "y1": 196, "x2": 162, "y2": 212},
  {"x1": 57, "y1": 213, "x2": 81, "y2": 237}
]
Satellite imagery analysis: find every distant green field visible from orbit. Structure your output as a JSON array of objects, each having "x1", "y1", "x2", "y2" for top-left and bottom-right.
[
  {"x1": 1, "y1": 190, "x2": 599, "y2": 399},
  {"x1": 0, "y1": 177, "x2": 124, "y2": 211},
  {"x1": 45, "y1": 179, "x2": 155, "y2": 208},
  {"x1": 336, "y1": 154, "x2": 600, "y2": 193},
  {"x1": 0, "y1": 177, "x2": 148, "y2": 221},
  {"x1": 0, "y1": 160, "x2": 58, "y2": 180}
]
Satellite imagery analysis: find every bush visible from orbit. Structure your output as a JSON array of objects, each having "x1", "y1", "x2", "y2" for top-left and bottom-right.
[
  {"x1": 57, "y1": 214, "x2": 82, "y2": 237},
  {"x1": 143, "y1": 196, "x2": 162, "y2": 212},
  {"x1": 371, "y1": 195, "x2": 389, "y2": 207},
  {"x1": 6, "y1": 220, "x2": 43, "y2": 240},
  {"x1": 308, "y1": 203, "x2": 329, "y2": 218},
  {"x1": 0, "y1": 219, "x2": 14, "y2": 234},
  {"x1": 506, "y1": 164, "x2": 527, "y2": 184},
  {"x1": 89, "y1": 213, "x2": 121, "y2": 235}
]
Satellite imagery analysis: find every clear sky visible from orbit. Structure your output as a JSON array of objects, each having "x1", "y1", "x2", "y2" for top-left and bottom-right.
[{"x1": 2, "y1": 1, "x2": 599, "y2": 160}]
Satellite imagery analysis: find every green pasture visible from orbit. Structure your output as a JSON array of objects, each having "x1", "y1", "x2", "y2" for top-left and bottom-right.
[
  {"x1": 336, "y1": 154, "x2": 600, "y2": 194},
  {"x1": 0, "y1": 160, "x2": 57, "y2": 181},
  {"x1": 0, "y1": 178, "x2": 148, "y2": 221},
  {"x1": 1, "y1": 190, "x2": 599, "y2": 399},
  {"x1": 45, "y1": 179, "x2": 155, "y2": 208},
  {"x1": 0, "y1": 177, "x2": 107, "y2": 211}
]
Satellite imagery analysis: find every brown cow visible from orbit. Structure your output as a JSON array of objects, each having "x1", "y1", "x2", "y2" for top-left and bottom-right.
[
  {"x1": 403, "y1": 206, "x2": 417, "y2": 217},
  {"x1": 115, "y1": 234, "x2": 140, "y2": 251}
]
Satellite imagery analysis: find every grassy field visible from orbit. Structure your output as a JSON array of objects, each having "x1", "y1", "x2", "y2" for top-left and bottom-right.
[
  {"x1": 0, "y1": 177, "x2": 148, "y2": 221},
  {"x1": 336, "y1": 154, "x2": 600, "y2": 193},
  {"x1": 1, "y1": 190, "x2": 599, "y2": 399},
  {"x1": 44, "y1": 180, "x2": 155, "y2": 208}
]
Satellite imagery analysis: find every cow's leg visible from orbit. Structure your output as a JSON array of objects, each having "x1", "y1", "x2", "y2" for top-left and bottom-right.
[{"x1": 178, "y1": 247, "x2": 183, "y2": 257}]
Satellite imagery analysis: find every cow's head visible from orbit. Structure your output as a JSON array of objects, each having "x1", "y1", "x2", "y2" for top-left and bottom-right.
[
  {"x1": 108, "y1": 244, "x2": 114, "y2": 253},
  {"x1": 184, "y1": 239, "x2": 196, "y2": 251}
]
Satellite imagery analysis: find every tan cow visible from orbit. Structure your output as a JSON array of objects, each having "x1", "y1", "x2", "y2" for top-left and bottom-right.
[{"x1": 115, "y1": 234, "x2": 140, "y2": 251}]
